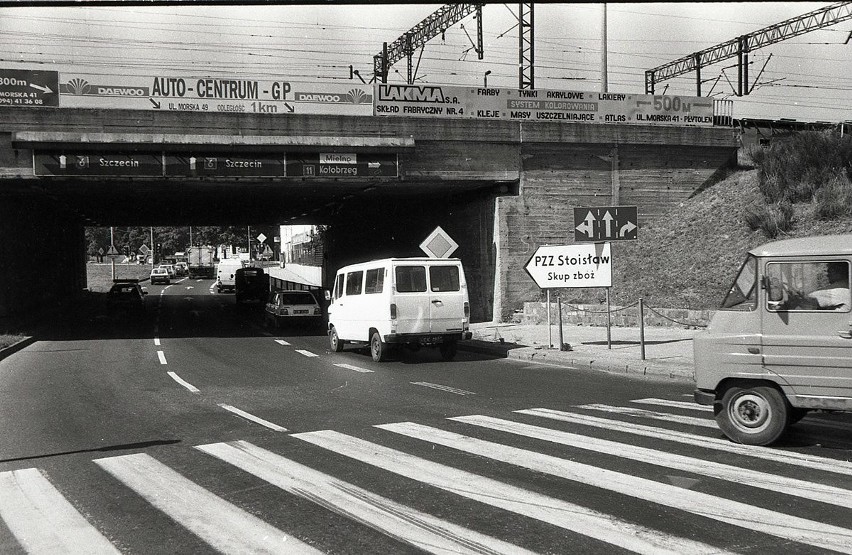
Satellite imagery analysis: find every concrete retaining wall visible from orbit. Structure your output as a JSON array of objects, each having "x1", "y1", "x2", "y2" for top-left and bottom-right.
[{"x1": 521, "y1": 301, "x2": 714, "y2": 328}]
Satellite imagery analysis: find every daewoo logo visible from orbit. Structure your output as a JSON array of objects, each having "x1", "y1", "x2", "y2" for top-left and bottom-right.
[
  {"x1": 378, "y1": 85, "x2": 445, "y2": 103},
  {"x1": 296, "y1": 93, "x2": 342, "y2": 103},
  {"x1": 64, "y1": 78, "x2": 91, "y2": 95},
  {"x1": 97, "y1": 87, "x2": 147, "y2": 96}
]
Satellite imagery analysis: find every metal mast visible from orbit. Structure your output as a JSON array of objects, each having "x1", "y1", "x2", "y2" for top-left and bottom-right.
[
  {"x1": 645, "y1": 1, "x2": 852, "y2": 96},
  {"x1": 519, "y1": 3, "x2": 534, "y2": 89},
  {"x1": 373, "y1": 4, "x2": 483, "y2": 84}
]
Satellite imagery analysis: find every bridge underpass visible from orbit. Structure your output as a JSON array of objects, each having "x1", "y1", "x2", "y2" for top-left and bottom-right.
[{"x1": 0, "y1": 107, "x2": 735, "y2": 325}]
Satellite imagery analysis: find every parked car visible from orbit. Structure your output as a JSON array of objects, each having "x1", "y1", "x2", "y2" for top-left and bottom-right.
[
  {"x1": 264, "y1": 290, "x2": 322, "y2": 328},
  {"x1": 107, "y1": 279, "x2": 147, "y2": 314},
  {"x1": 327, "y1": 257, "x2": 472, "y2": 362},
  {"x1": 150, "y1": 267, "x2": 170, "y2": 285}
]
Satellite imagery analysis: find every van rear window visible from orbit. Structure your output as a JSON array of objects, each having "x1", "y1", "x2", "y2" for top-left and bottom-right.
[
  {"x1": 430, "y1": 266, "x2": 460, "y2": 292},
  {"x1": 364, "y1": 268, "x2": 384, "y2": 294},
  {"x1": 396, "y1": 266, "x2": 427, "y2": 292}
]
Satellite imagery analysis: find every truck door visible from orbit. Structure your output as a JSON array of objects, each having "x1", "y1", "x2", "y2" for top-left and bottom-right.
[
  {"x1": 427, "y1": 264, "x2": 465, "y2": 334},
  {"x1": 763, "y1": 259, "x2": 852, "y2": 406}
]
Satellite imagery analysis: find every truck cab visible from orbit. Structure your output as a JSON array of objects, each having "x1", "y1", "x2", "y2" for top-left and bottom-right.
[{"x1": 694, "y1": 234, "x2": 852, "y2": 445}]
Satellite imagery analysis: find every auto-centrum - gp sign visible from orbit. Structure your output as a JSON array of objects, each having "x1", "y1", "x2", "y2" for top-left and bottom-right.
[{"x1": 524, "y1": 243, "x2": 612, "y2": 289}]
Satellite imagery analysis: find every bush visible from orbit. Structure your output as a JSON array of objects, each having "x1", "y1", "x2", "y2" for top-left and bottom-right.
[
  {"x1": 814, "y1": 171, "x2": 852, "y2": 220},
  {"x1": 744, "y1": 201, "x2": 794, "y2": 238},
  {"x1": 753, "y1": 131, "x2": 852, "y2": 205}
]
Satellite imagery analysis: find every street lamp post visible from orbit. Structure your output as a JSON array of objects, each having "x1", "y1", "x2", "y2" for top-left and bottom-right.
[{"x1": 484, "y1": 70, "x2": 491, "y2": 88}]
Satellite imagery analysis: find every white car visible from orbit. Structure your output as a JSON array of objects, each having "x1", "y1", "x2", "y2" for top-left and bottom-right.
[
  {"x1": 264, "y1": 290, "x2": 322, "y2": 328},
  {"x1": 150, "y1": 267, "x2": 170, "y2": 285},
  {"x1": 158, "y1": 264, "x2": 176, "y2": 278}
]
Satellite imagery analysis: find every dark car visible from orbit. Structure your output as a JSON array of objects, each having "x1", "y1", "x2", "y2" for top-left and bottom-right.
[
  {"x1": 107, "y1": 279, "x2": 148, "y2": 314},
  {"x1": 235, "y1": 266, "x2": 269, "y2": 303}
]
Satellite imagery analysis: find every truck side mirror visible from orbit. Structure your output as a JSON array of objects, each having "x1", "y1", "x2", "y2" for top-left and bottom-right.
[{"x1": 324, "y1": 290, "x2": 331, "y2": 301}]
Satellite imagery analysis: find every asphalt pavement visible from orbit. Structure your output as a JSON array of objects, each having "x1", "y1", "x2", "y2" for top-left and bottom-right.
[{"x1": 463, "y1": 321, "x2": 699, "y2": 382}]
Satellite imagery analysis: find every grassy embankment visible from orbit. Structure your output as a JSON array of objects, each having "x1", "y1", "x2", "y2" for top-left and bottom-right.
[{"x1": 557, "y1": 130, "x2": 852, "y2": 311}]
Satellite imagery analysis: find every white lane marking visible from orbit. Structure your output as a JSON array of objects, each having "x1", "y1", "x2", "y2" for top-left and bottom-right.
[
  {"x1": 274, "y1": 339, "x2": 291, "y2": 346},
  {"x1": 0, "y1": 468, "x2": 120, "y2": 554},
  {"x1": 293, "y1": 430, "x2": 725, "y2": 555},
  {"x1": 218, "y1": 404, "x2": 288, "y2": 432},
  {"x1": 197, "y1": 441, "x2": 537, "y2": 555},
  {"x1": 632, "y1": 398, "x2": 712, "y2": 412},
  {"x1": 295, "y1": 349, "x2": 318, "y2": 358},
  {"x1": 453, "y1": 415, "x2": 852, "y2": 510},
  {"x1": 411, "y1": 382, "x2": 475, "y2": 396},
  {"x1": 154, "y1": 337, "x2": 161, "y2": 346},
  {"x1": 334, "y1": 363, "x2": 374, "y2": 373},
  {"x1": 517, "y1": 408, "x2": 852, "y2": 477},
  {"x1": 94, "y1": 453, "x2": 316, "y2": 554},
  {"x1": 379, "y1": 422, "x2": 852, "y2": 554},
  {"x1": 576, "y1": 403, "x2": 716, "y2": 428},
  {"x1": 167, "y1": 371, "x2": 200, "y2": 394},
  {"x1": 157, "y1": 350, "x2": 167, "y2": 365}
]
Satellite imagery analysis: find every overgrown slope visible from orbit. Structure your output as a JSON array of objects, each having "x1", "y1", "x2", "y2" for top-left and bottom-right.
[{"x1": 558, "y1": 168, "x2": 852, "y2": 311}]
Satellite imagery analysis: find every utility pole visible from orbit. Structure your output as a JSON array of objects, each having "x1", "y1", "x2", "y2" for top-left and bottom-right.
[{"x1": 601, "y1": 4, "x2": 608, "y2": 92}]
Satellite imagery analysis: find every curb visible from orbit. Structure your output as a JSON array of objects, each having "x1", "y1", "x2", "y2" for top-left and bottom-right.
[
  {"x1": 459, "y1": 340, "x2": 694, "y2": 382},
  {"x1": 0, "y1": 336, "x2": 36, "y2": 362}
]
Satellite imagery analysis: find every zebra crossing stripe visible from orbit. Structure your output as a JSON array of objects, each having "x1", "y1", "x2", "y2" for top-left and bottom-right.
[
  {"x1": 295, "y1": 349, "x2": 319, "y2": 358},
  {"x1": 218, "y1": 404, "x2": 288, "y2": 432},
  {"x1": 379, "y1": 422, "x2": 852, "y2": 554},
  {"x1": 452, "y1": 415, "x2": 852, "y2": 510},
  {"x1": 334, "y1": 363, "x2": 374, "y2": 373},
  {"x1": 632, "y1": 398, "x2": 712, "y2": 412},
  {"x1": 576, "y1": 403, "x2": 717, "y2": 428},
  {"x1": 411, "y1": 382, "x2": 475, "y2": 395},
  {"x1": 293, "y1": 430, "x2": 727, "y2": 555},
  {"x1": 517, "y1": 408, "x2": 852, "y2": 477},
  {"x1": 196, "y1": 440, "x2": 537, "y2": 555},
  {"x1": 94, "y1": 453, "x2": 318, "y2": 554},
  {"x1": 274, "y1": 339, "x2": 291, "y2": 346},
  {"x1": 0, "y1": 468, "x2": 120, "y2": 554}
]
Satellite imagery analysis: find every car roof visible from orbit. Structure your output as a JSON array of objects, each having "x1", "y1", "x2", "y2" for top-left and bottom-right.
[{"x1": 750, "y1": 234, "x2": 852, "y2": 257}]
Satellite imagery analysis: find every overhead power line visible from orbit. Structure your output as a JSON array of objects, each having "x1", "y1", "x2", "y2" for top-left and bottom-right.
[
  {"x1": 373, "y1": 3, "x2": 483, "y2": 84},
  {"x1": 645, "y1": 1, "x2": 852, "y2": 96}
]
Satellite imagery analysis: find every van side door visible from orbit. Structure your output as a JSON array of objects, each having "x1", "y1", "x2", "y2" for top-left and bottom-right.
[
  {"x1": 428, "y1": 264, "x2": 466, "y2": 334},
  {"x1": 763, "y1": 259, "x2": 852, "y2": 409}
]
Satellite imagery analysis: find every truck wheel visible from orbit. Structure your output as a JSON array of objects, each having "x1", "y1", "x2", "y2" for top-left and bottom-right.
[
  {"x1": 439, "y1": 340, "x2": 458, "y2": 361},
  {"x1": 715, "y1": 385, "x2": 789, "y2": 446},
  {"x1": 329, "y1": 326, "x2": 344, "y2": 352},
  {"x1": 370, "y1": 331, "x2": 387, "y2": 362}
]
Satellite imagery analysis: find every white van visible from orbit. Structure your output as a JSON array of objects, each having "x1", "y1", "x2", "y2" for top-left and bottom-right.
[
  {"x1": 327, "y1": 257, "x2": 472, "y2": 361},
  {"x1": 216, "y1": 259, "x2": 244, "y2": 293},
  {"x1": 694, "y1": 234, "x2": 852, "y2": 445}
]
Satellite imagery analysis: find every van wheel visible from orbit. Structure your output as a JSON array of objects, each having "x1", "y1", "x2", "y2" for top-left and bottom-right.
[
  {"x1": 329, "y1": 326, "x2": 344, "y2": 352},
  {"x1": 439, "y1": 340, "x2": 458, "y2": 361},
  {"x1": 370, "y1": 331, "x2": 387, "y2": 362},
  {"x1": 715, "y1": 385, "x2": 789, "y2": 446}
]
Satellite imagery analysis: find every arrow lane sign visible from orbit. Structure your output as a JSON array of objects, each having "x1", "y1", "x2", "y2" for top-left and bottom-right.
[
  {"x1": 575, "y1": 211, "x2": 595, "y2": 239},
  {"x1": 619, "y1": 221, "x2": 637, "y2": 238},
  {"x1": 602, "y1": 210, "x2": 614, "y2": 238}
]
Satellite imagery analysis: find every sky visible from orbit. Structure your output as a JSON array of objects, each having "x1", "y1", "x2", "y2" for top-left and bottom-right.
[{"x1": 0, "y1": 2, "x2": 849, "y2": 122}]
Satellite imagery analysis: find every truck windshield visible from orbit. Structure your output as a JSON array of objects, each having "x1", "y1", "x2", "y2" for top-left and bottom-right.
[{"x1": 721, "y1": 255, "x2": 757, "y2": 310}]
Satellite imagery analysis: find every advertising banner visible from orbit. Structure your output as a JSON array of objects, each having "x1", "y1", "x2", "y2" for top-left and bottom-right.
[
  {"x1": 375, "y1": 83, "x2": 714, "y2": 127},
  {"x1": 2, "y1": 68, "x2": 373, "y2": 115}
]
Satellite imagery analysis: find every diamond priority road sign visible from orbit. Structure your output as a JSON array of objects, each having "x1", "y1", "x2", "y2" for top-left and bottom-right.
[
  {"x1": 524, "y1": 243, "x2": 612, "y2": 289},
  {"x1": 573, "y1": 206, "x2": 638, "y2": 242},
  {"x1": 420, "y1": 226, "x2": 458, "y2": 258}
]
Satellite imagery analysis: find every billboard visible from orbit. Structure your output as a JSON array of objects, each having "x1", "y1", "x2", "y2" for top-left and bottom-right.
[{"x1": 375, "y1": 83, "x2": 714, "y2": 127}]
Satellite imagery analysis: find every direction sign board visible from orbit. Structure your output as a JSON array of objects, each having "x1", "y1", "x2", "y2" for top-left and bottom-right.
[
  {"x1": 166, "y1": 154, "x2": 287, "y2": 177},
  {"x1": 573, "y1": 206, "x2": 638, "y2": 242},
  {"x1": 524, "y1": 243, "x2": 612, "y2": 289},
  {"x1": 287, "y1": 153, "x2": 398, "y2": 178},
  {"x1": 34, "y1": 152, "x2": 164, "y2": 176},
  {"x1": 0, "y1": 69, "x2": 59, "y2": 107}
]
